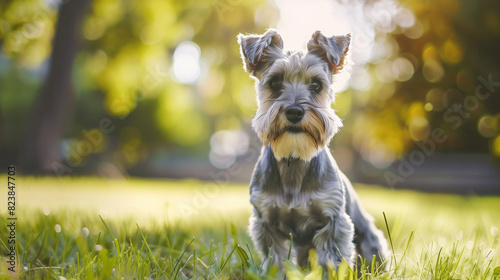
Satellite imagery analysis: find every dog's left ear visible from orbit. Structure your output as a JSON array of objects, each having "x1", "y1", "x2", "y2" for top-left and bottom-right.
[{"x1": 307, "y1": 31, "x2": 351, "y2": 74}]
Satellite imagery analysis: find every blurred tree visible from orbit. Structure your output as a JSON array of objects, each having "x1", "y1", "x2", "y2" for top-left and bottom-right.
[
  {"x1": 19, "y1": 0, "x2": 91, "y2": 173},
  {"x1": 0, "y1": 0, "x2": 271, "y2": 173}
]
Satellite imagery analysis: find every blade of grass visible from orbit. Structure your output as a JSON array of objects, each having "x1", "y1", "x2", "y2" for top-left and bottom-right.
[
  {"x1": 34, "y1": 230, "x2": 47, "y2": 261},
  {"x1": 99, "y1": 215, "x2": 121, "y2": 259},
  {"x1": 196, "y1": 257, "x2": 209, "y2": 269},
  {"x1": 136, "y1": 224, "x2": 168, "y2": 279},
  {"x1": 192, "y1": 249, "x2": 197, "y2": 280},
  {"x1": 449, "y1": 242, "x2": 464, "y2": 277},
  {"x1": 246, "y1": 243, "x2": 256, "y2": 266},
  {"x1": 371, "y1": 254, "x2": 376, "y2": 276},
  {"x1": 481, "y1": 259, "x2": 493, "y2": 280},
  {"x1": 218, "y1": 244, "x2": 237, "y2": 275},
  {"x1": 265, "y1": 248, "x2": 273, "y2": 275},
  {"x1": 197, "y1": 243, "x2": 220, "y2": 259},
  {"x1": 284, "y1": 233, "x2": 293, "y2": 280},
  {"x1": 434, "y1": 247, "x2": 442, "y2": 278},
  {"x1": 383, "y1": 212, "x2": 397, "y2": 271},
  {"x1": 236, "y1": 245, "x2": 250, "y2": 268},
  {"x1": 395, "y1": 230, "x2": 414, "y2": 275},
  {"x1": 208, "y1": 240, "x2": 214, "y2": 265},
  {"x1": 172, "y1": 237, "x2": 195, "y2": 279},
  {"x1": 287, "y1": 232, "x2": 293, "y2": 261}
]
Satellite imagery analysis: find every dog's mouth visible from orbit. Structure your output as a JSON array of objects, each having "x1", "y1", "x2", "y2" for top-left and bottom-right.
[{"x1": 285, "y1": 126, "x2": 303, "y2": 134}]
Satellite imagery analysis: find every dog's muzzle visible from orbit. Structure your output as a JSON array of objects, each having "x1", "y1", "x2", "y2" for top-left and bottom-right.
[{"x1": 285, "y1": 105, "x2": 305, "y2": 123}]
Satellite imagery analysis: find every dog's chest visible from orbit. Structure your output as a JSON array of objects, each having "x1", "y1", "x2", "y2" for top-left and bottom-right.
[
  {"x1": 254, "y1": 194, "x2": 329, "y2": 244},
  {"x1": 250, "y1": 151, "x2": 337, "y2": 243}
]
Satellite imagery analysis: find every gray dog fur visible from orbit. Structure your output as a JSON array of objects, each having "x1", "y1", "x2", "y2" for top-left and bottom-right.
[{"x1": 237, "y1": 29, "x2": 389, "y2": 273}]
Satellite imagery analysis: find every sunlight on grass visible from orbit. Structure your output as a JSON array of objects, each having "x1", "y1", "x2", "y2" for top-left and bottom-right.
[
  {"x1": 0, "y1": 176, "x2": 499, "y2": 279},
  {"x1": 10, "y1": 176, "x2": 252, "y2": 226}
]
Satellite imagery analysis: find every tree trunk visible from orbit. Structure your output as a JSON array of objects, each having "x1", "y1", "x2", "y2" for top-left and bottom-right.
[{"x1": 20, "y1": 0, "x2": 90, "y2": 174}]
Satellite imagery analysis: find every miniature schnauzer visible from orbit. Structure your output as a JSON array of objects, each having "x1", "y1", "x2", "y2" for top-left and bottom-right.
[{"x1": 237, "y1": 29, "x2": 389, "y2": 273}]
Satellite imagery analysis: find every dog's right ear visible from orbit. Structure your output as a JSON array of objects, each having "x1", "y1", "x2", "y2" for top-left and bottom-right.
[{"x1": 237, "y1": 29, "x2": 284, "y2": 79}]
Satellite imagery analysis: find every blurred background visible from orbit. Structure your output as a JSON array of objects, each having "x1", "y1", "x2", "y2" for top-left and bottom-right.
[{"x1": 0, "y1": 0, "x2": 499, "y2": 194}]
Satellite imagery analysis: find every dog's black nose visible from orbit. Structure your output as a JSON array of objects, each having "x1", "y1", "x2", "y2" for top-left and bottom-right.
[{"x1": 285, "y1": 105, "x2": 305, "y2": 123}]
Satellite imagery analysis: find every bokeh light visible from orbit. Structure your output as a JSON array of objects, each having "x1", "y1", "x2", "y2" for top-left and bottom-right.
[
  {"x1": 441, "y1": 38, "x2": 463, "y2": 64},
  {"x1": 392, "y1": 57, "x2": 414, "y2": 82},
  {"x1": 477, "y1": 115, "x2": 497, "y2": 138},
  {"x1": 368, "y1": 143, "x2": 396, "y2": 168},
  {"x1": 403, "y1": 20, "x2": 424, "y2": 39},
  {"x1": 209, "y1": 130, "x2": 249, "y2": 169},
  {"x1": 425, "y1": 88, "x2": 445, "y2": 111},
  {"x1": 349, "y1": 67, "x2": 372, "y2": 91},
  {"x1": 172, "y1": 41, "x2": 201, "y2": 85},
  {"x1": 423, "y1": 60, "x2": 445, "y2": 83},
  {"x1": 408, "y1": 116, "x2": 430, "y2": 141},
  {"x1": 394, "y1": 7, "x2": 415, "y2": 28}
]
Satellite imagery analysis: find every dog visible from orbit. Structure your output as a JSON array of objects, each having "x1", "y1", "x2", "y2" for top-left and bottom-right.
[{"x1": 237, "y1": 29, "x2": 389, "y2": 275}]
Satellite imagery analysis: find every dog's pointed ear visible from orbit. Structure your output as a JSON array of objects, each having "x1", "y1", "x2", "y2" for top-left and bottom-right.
[
  {"x1": 237, "y1": 29, "x2": 284, "y2": 79},
  {"x1": 307, "y1": 31, "x2": 350, "y2": 74}
]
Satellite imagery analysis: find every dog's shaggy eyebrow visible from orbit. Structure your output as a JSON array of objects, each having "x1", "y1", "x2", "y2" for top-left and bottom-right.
[
  {"x1": 262, "y1": 60, "x2": 287, "y2": 81},
  {"x1": 304, "y1": 65, "x2": 330, "y2": 85},
  {"x1": 261, "y1": 53, "x2": 331, "y2": 86}
]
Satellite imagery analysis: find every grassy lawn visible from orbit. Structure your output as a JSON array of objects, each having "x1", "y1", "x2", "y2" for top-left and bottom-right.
[{"x1": 1, "y1": 176, "x2": 499, "y2": 279}]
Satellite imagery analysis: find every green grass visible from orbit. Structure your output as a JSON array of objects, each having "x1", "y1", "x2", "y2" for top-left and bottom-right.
[{"x1": 1, "y1": 176, "x2": 499, "y2": 279}]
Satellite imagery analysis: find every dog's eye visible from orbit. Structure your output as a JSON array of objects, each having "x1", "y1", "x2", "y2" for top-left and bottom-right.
[
  {"x1": 269, "y1": 78, "x2": 282, "y2": 91},
  {"x1": 309, "y1": 80, "x2": 322, "y2": 93}
]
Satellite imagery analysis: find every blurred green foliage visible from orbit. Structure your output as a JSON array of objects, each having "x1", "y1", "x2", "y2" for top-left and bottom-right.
[
  {"x1": 0, "y1": 0, "x2": 499, "y2": 173},
  {"x1": 333, "y1": 0, "x2": 500, "y2": 169},
  {"x1": 1, "y1": 0, "x2": 276, "y2": 170}
]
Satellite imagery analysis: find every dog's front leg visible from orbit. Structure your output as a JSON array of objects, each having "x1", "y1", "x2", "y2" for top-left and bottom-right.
[
  {"x1": 312, "y1": 212, "x2": 355, "y2": 272},
  {"x1": 249, "y1": 211, "x2": 290, "y2": 271}
]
